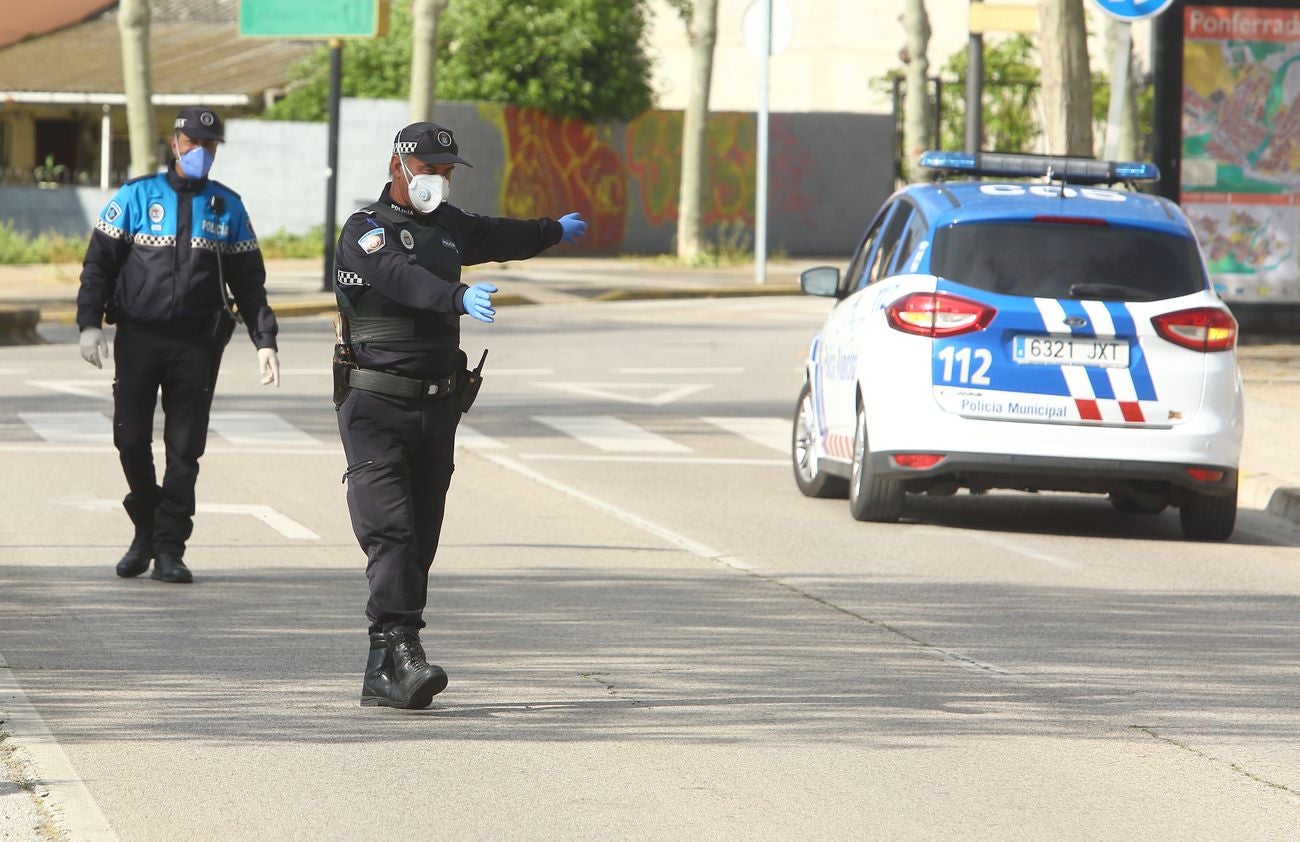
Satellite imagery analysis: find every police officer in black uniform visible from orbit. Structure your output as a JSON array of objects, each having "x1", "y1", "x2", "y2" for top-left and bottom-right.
[
  {"x1": 77, "y1": 107, "x2": 281, "y2": 585},
  {"x1": 335, "y1": 122, "x2": 587, "y2": 709}
]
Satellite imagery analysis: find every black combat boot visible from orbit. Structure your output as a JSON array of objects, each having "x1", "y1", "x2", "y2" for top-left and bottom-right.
[
  {"x1": 360, "y1": 626, "x2": 447, "y2": 709},
  {"x1": 360, "y1": 632, "x2": 395, "y2": 707},
  {"x1": 115, "y1": 531, "x2": 154, "y2": 578},
  {"x1": 151, "y1": 553, "x2": 193, "y2": 584}
]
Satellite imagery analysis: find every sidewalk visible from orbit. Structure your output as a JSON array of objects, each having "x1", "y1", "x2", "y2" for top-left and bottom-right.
[
  {"x1": 0, "y1": 255, "x2": 808, "y2": 325},
  {"x1": 2, "y1": 255, "x2": 1299, "y2": 535}
]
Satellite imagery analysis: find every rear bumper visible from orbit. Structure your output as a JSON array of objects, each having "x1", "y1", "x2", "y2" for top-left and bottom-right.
[{"x1": 862, "y1": 450, "x2": 1238, "y2": 496}]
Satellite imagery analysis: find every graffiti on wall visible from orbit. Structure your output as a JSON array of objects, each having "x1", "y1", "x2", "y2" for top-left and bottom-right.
[
  {"x1": 489, "y1": 105, "x2": 627, "y2": 251},
  {"x1": 625, "y1": 111, "x2": 764, "y2": 227},
  {"x1": 487, "y1": 104, "x2": 819, "y2": 251}
]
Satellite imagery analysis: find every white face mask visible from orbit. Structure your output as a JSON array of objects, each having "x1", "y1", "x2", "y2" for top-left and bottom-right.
[{"x1": 400, "y1": 155, "x2": 450, "y2": 213}]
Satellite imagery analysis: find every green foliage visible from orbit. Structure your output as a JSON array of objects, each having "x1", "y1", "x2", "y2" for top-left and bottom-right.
[
  {"x1": 1089, "y1": 71, "x2": 1157, "y2": 160},
  {"x1": 0, "y1": 222, "x2": 87, "y2": 264},
  {"x1": 437, "y1": 0, "x2": 654, "y2": 121},
  {"x1": 264, "y1": 2, "x2": 414, "y2": 121},
  {"x1": 263, "y1": 0, "x2": 655, "y2": 124},
  {"x1": 258, "y1": 227, "x2": 326, "y2": 259},
  {"x1": 938, "y1": 35, "x2": 1041, "y2": 155}
]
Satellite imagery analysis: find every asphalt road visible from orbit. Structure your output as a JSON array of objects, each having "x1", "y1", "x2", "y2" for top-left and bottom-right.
[{"x1": 2, "y1": 297, "x2": 1299, "y2": 840}]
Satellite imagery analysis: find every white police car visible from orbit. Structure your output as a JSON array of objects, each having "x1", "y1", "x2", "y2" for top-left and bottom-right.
[{"x1": 791, "y1": 151, "x2": 1243, "y2": 541}]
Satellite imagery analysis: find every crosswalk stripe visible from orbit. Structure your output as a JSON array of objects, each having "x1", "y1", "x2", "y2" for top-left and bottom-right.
[
  {"x1": 456, "y1": 424, "x2": 506, "y2": 450},
  {"x1": 208, "y1": 411, "x2": 318, "y2": 445},
  {"x1": 533, "y1": 415, "x2": 692, "y2": 453},
  {"x1": 701, "y1": 416, "x2": 789, "y2": 453},
  {"x1": 18, "y1": 412, "x2": 112, "y2": 443}
]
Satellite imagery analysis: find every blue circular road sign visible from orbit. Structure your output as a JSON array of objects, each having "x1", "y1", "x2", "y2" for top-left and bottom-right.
[{"x1": 1091, "y1": 0, "x2": 1176, "y2": 22}]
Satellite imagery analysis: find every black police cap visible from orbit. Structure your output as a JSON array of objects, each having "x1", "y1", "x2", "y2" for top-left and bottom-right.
[
  {"x1": 393, "y1": 122, "x2": 472, "y2": 167},
  {"x1": 174, "y1": 107, "x2": 224, "y2": 142}
]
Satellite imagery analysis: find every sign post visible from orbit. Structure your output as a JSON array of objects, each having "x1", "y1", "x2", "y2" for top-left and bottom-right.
[
  {"x1": 240, "y1": 0, "x2": 390, "y2": 290},
  {"x1": 742, "y1": 0, "x2": 791, "y2": 285},
  {"x1": 1090, "y1": 0, "x2": 1175, "y2": 160}
]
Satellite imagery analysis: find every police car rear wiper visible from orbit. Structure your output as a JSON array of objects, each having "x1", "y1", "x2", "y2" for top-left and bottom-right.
[{"x1": 1068, "y1": 282, "x2": 1157, "y2": 301}]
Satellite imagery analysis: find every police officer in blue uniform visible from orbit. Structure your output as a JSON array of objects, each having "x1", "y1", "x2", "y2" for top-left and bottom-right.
[
  {"x1": 77, "y1": 106, "x2": 281, "y2": 585},
  {"x1": 335, "y1": 122, "x2": 586, "y2": 709}
]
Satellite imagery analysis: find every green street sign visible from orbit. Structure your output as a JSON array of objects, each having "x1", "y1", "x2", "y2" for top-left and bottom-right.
[{"x1": 239, "y1": 0, "x2": 389, "y2": 38}]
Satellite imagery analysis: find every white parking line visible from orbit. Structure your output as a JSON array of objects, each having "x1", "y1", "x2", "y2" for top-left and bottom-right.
[
  {"x1": 0, "y1": 652, "x2": 118, "y2": 841},
  {"x1": 701, "y1": 416, "x2": 789, "y2": 453},
  {"x1": 19, "y1": 412, "x2": 112, "y2": 443},
  {"x1": 534, "y1": 415, "x2": 692, "y2": 453}
]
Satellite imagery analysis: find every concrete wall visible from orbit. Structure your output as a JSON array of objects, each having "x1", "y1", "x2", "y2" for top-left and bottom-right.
[{"x1": 0, "y1": 98, "x2": 894, "y2": 257}]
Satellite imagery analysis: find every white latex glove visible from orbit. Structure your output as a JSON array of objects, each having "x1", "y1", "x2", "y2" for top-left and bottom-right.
[
  {"x1": 79, "y1": 327, "x2": 109, "y2": 369},
  {"x1": 258, "y1": 348, "x2": 280, "y2": 387}
]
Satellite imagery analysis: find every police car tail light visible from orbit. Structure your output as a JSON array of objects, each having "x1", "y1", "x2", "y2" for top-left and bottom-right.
[
  {"x1": 1186, "y1": 467, "x2": 1226, "y2": 484},
  {"x1": 886, "y1": 292, "x2": 995, "y2": 338},
  {"x1": 892, "y1": 454, "x2": 945, "y2": 470},
  {"x1": 1151, "y1": 308, "x2": 1237, "y2": 352}
]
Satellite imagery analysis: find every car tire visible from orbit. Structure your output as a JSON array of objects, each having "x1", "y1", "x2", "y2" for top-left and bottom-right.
[
  {"x1": 1108, "y1": 493, "x2": 1167, "y2": 514},
  {"x1": 1179, "y1": 481, "x2": 1237, "y2": 541},
  {"x1": 848, "y1": 401, "x2": 903, "y2": 522},
  {"x1": 792, "y1": 382, "x2": 849, "y2": 499}
]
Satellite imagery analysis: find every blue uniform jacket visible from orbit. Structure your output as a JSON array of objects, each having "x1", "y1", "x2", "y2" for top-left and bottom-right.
[{"x1": 77, "y1": 166, "x2": 277, "y2": 349}]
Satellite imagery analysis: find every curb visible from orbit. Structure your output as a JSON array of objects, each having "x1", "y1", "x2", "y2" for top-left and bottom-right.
[{"x1": 1265, "y1": 487, "x2": 1300, "y2": 528}]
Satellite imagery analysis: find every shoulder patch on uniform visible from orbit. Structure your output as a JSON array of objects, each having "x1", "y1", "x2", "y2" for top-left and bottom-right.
[
  {"x1": 357, "y1": 228, "x2": 386, "y2": 254},
  {"x1": 104, "y1": 201, "x2": 123, "y2": 223}
]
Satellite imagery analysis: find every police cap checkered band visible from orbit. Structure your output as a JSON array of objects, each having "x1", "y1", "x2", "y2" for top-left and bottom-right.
[
  {"x1": 392, "y1": 121, "x2": 472, "y2": 167},
  {"x1": 174, "y1": 106, "x2": 224, "y2": 141}
]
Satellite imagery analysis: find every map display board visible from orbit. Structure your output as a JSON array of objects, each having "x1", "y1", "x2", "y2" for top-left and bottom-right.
[{"x1": 1179, "y1": 5, "x2": 1300, "y2": 301}]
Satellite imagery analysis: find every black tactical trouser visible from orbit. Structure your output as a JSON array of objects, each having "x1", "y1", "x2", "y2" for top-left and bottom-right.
[
  {"x1": 112, "y1": 324, "x2": 224, "y2": 557},
  {"x1": 337, "y1": 387, "x2": 460, "y2": 633}
]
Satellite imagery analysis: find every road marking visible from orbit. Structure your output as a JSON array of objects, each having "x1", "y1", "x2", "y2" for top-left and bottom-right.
[
  {"x1": 540, "y1": 382, "x2": 710, "y2": 406},
  {"x1": 520, "y1": 453, "x2": 782, "y2": 466},
  {"x1": 19, "y1": 412, "x2": 112, "y2": 443},
  {"x1": 0, "y1": 445, "x2": 342, "y2": 456},
  {"x1": 456, "y1": 425, "x2": 507, "y2": 450},
  {"x1": 208, "y1": 411, "x2": 318, "y2": 446},
  {"x1": 614, "y1": 367, "x2": 743, "y2": 375},
  {"x1": 0, "y1": 652, "x2": 119, "y2": 841},
  {"x1": 534, "y1": 415, "x2": 691, "y2": 453},
  {"x1": 479, "y1": 453, "x2": 1021, "y2": 678},
  {"x1": 26, "y1": 380, "x2": 113, "y2": 402},
  {"x1": 701, "y1": 416, "x2": 788, "y2": 453},
  {"x1": 967, "y1": 532, "x2": 1081, "y2": 570},
  {"x1": 69, "y1": 499, "x2": 319, "y2": 539}
]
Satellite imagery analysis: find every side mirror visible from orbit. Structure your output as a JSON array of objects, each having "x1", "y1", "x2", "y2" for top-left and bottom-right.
[{"x1": 800, "y1": 266, "x2": 841, "y2": 298}]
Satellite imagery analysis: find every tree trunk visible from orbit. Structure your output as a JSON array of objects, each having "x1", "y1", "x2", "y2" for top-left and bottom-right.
[
  {"x1": 1036, "y1": 0, "x2": 1093, "y2": 156},
  {"x1": 118, "y1": 0, "x2": 155, "y2": 177},
  {"x1": 1104, "y1": 17, "x2": 1140, "y2": 160},
  {"x1": 676, "y1": 0, "x2": 719, "y2": 261},
  {"x1": 902, "y1": 0, "x2": 932, "y2": 180},
  {"x1": 409, "y1": 0, "x2": 449, "y2": 122}
]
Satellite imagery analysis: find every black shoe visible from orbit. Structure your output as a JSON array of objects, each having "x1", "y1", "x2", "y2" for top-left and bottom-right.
[
  {"x1": 360, "y1": 626, "x2": 447, "y2": 709},
  {"x1": 151, "y1": 553, "x2": 193, "y2": 584},
  {"x1": 115, "y1": 532, "x2": 153, "y2": 578}
]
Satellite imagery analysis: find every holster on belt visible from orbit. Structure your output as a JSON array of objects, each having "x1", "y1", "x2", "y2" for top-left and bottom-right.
[
  {"x1": 332, "y1": 313, "x2": 357, "y2": 410},
  {"x1": 457, "y1": 348, "x2": 488, "y2": 413}
]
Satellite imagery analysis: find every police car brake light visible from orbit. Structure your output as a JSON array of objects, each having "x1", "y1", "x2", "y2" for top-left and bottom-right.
[
  {"x1": 918, "y1": 150, "x2": 1160, "y2": 185},
  {"x1": 1151, "y1": 307, "x2": 1237, "y2": 352},
  {"x1": 886, "y1": 292, "x2": 995, "y2": 338},
  {"x1": 892, "y1": 454, "x2": 946, "y2": 470},
  {"x1": 1185, "y1": 467, "x2": 1226, "y2": 484}
]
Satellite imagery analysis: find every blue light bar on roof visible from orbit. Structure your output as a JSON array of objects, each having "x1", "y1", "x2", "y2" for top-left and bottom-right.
[{"x1": 917, "y1": 150, "x2": 1160, "y2": 185}]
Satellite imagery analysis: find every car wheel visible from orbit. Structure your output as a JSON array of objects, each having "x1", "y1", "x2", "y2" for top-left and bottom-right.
[
  {"x1": 792, "y1": 382, "x2": 848, "y2": 499},
  {"x1": 1108, "y1": 493, "x2": 1167, "y2": 514},
  {"x1": 1179, "y1": 481, "x2": 1237, "y2": 541},
  {"x1": 848, "y1": 401, "x2": 903, "y2": 522}
]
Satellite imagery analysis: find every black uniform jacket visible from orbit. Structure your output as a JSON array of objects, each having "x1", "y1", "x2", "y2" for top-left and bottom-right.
[
  {"x1": 335, "y1": 184, "x2": 563, "y2": 378},
  {"x1": 77, "y1": 164, "x2": 277, "y2": 349}
]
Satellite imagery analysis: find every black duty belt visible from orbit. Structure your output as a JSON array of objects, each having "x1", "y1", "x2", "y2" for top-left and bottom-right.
[{"x1": 347, "y1": 368, "x2": 457, "y2": 399}]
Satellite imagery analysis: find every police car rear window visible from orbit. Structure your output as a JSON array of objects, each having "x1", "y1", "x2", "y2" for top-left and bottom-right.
[{"x1": 930, "y1": 222, "x2": 1206, "y2": 301}]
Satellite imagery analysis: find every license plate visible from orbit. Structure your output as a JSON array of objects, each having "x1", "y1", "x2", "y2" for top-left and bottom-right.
[{"x1": 1013, "y1": 335, "x2": 1129, "y2": 367}]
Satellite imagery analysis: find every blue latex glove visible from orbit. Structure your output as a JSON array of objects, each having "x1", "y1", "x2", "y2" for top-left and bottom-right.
[
  {"x1": 462, "y1": 282, "x2": 497, "y2": 323},
  {"x1": 558, "y1": 212, "x2": 588, "y2": 244}
]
